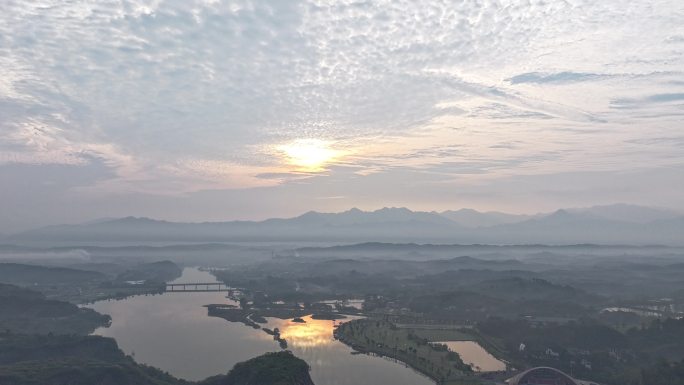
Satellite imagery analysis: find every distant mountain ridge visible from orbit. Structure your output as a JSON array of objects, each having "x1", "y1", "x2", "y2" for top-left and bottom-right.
[
  {"x1": 6, "y1": 204, "x2": 683, "y2": 246},
  {"x1": 439, "y1": 208, "x2": 534, "y2": 227},
  {"x1": 566, "y1": 203, "x2": 681, "y2": 223},
  {"x1": 265, "y1": 207, "x2": 456, "y2": 227}
]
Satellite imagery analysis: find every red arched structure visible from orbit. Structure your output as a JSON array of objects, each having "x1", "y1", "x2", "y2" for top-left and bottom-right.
[{"x1": 507, "y1": 367, "x2": 579, "y2": 385}]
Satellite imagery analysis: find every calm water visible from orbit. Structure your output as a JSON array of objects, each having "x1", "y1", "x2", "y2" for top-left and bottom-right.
[
  {"x1": 437, "y1": 341, "x2": 506, "y2": 372},
  {"x1": 89, "y1": 268, "x2": 434, "y2": 385}
]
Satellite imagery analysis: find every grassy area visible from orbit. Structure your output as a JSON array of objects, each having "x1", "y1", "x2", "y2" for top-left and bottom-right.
[
  {"x1": 336, "y1": 319, "x2": 480, "y2": 385},
  {"x1": 409, "y1": 328, "x2": 474, "y2": 342}
]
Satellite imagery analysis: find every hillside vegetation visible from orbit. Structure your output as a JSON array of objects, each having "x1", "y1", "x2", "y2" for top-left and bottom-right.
[{"x1": 0, "y1": 283, "x2": 315, "y2": 385}]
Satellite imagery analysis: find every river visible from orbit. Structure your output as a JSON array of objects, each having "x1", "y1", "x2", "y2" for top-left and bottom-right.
[{"x1": 88, "y1": 267, "x2": 434, "y2": 385}]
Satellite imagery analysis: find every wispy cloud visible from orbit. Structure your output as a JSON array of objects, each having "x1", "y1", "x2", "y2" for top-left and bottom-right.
[
  {"x1": 611, "y1": 93, "x2": 684, "y2": 109},
  {"x1": 507, "y1": 72, "x2": 611, "y2": 85}
]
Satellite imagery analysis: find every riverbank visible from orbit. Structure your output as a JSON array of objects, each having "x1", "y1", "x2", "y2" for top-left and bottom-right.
[
  {"x1": 88, "y1": 268, "x2": 437, "y2": 385},
  {"x1": 206, "y1": 304, "x2": 352, "y2": 350},
  {"x1": 0, "y1": 260, "x2": 186, "y2": 305},
  {"x1": 408, "y1": 327, "x2": 510, "y2": 370},
  {"x1": 206, "y1": 303, "x2": 350, "y2": 329},
  {"x1": 0, "y1": 334, "x2": 315, "y2": 385},
  {"x1": 335, "y1": 319, "x2": 480, "y2": 385}
]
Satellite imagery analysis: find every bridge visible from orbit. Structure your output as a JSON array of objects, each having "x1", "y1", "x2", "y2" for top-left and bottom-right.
[{"x1": 165, "y1": 282, "x2": 231, "y2": 292}]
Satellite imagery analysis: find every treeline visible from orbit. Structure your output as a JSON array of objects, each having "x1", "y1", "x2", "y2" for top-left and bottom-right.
[
  {"x1": 0, "y1": 283, "x2": 110, "y2": 335},
  {"x1": 477, "y1": 317, "x2": 684, "y2": 385}
]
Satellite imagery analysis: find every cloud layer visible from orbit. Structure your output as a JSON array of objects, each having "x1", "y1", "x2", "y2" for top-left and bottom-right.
[{"x1": 1, "y1": 0, "x2": 683, "y2": 230}]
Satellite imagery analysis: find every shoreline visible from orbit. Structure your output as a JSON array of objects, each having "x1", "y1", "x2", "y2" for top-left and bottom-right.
[
  {"x1": 334, "y1": 320, "x2": 481, "y2": 385},
  {"x1": 335, "y1": 334, "x2": 440, "y2": 384}
]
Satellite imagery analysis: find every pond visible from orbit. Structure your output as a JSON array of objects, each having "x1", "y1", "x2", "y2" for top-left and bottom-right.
[{"x1": 436, "y1": 341, "x2": 506, "y2": 372}]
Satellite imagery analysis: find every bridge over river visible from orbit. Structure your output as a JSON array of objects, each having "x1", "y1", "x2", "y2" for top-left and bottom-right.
[{"x1": 165, "y1": 282, "x2": 232, "y2": 292}]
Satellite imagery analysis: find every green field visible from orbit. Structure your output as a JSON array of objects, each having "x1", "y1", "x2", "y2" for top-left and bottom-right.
[
  {"x1": 408, "y1": 328, "x2": 474, "y2": 342},
  {"x1": 336, "y1": 319, "x2": 481, "y2": 385}
]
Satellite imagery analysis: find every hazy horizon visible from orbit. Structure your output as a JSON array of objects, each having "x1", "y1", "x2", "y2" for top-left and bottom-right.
[
  {"x1": 4, "y1": 202, "x2": 684, "y2": 234},
  {"x1": 4, "y1": 203, "x2": 682, "y2": 247}
]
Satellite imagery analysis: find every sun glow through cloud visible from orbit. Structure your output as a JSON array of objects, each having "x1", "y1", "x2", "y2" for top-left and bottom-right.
[
  {"x1": 1, "y1": 0, "x2": 684, "y2": 231},
  {"x1": 277, "y1": 139, "x2": 342, "y2": 172}
]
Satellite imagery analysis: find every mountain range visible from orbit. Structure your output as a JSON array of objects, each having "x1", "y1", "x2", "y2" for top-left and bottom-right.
[{"x1": 4, "y1": 204, "x2": 683, "y2": 246}]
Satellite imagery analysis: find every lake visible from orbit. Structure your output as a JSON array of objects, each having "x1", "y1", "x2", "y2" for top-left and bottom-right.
[{"x1": 89, "y1": 267, "x2": 434, "y2": 385}]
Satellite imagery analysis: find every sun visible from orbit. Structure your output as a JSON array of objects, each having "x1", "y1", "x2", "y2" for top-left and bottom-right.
[{"x1": 277, "y1": 139, "x2": 341, "y2": 171}]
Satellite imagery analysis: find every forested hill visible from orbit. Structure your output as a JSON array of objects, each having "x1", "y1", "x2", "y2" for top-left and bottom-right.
[
  {"x1": 199, "y1": 352, "x2": 314, "y2": 385},
  {"x1": 0, "y1": 283, "x2": 109, "y2": 335},
  {"x1": 0, "y1": 284, "x2": 315, "y2": 385},
  {"x1": 0, "y1": 335, "x2": 315, "y2": 385}
]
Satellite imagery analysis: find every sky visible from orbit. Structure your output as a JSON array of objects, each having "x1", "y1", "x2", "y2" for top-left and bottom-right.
[{"x1": 1, "y1": 0, "x2": 683, "y2": 233}]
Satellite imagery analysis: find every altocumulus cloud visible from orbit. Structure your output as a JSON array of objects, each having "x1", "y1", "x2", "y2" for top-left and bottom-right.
[{"x1": 0, "y1": 0, "x2": 683, "y2": 229}]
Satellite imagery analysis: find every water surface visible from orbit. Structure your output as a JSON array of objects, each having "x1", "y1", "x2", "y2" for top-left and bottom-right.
[
  {"x1": 89, "y1": 268, "x2": 434, "y2": 385},
  {"x1": 436, "y1": 341, "x2": 506, "y2": 372}
]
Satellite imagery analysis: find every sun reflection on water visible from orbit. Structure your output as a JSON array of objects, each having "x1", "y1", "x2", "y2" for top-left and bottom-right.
[{"x1": 278, "y1": 315, "x2": 338, "y2": 348}]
